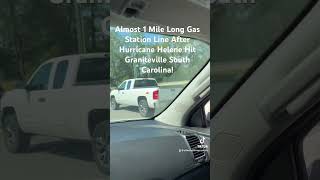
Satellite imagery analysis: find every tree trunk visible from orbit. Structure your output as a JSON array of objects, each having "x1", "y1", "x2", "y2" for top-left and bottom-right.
[
  {"x1": 91, "y1": 4, "x2": 96, "y2": 50},
  {"x1": 7, "y1": 0, "x2": 25, "y2": 80}
]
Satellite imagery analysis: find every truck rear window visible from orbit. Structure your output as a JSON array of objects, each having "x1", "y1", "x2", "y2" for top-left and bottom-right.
[
  {"x1": 134, "y1": 80, "x2": 158, "y2": 88},
  {"x1": 76, "y1": 58, "x2": 108, "y2": 84}
]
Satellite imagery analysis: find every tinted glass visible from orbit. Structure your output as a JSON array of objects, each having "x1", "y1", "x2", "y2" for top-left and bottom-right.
[
  {"x1": 126, "y1": 80, "x2": 131, "y2": 90},
  {"x1": 28, "y1": 63, "x2": 53, "y2": 91},
  {"x1": 76, "y1": 58, "x2": 107, "y2": 84},
  {"x1": 53, "y1": 61, "x2": 69, "y2": 89},
  {"x1": 133, "y1": 80, "x2": 158, "y2": 88},
  {"x1": 118, "y1": 81, "x2": 126, "y2": 90}
]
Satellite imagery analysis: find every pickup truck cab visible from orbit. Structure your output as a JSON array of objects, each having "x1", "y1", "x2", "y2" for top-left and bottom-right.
[
  {"x1": 0, "y1": 53, "x2": 108, "y2": 174},
  {"x1": 110, "y1": 78, "x2": 159, "y2": 117}
]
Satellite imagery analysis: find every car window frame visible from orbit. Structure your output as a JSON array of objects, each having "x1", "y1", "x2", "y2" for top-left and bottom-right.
[
  {"x1": 74, "y1": 57, "x2": 108, "y2": 86},
  {"x1": 118, "y1": 81, "x2": 126, "y2": 90},
  {"x1": 27, "y1": 62, "x2": 53, "y2": 91},
  {"x1": 185, "y1": 94, "x2": 210, "y2": 128},
  {"x1": 53, "y1": 60, "x2": 69, "y2": 90},
  {"x1": 126, "y1": 80, "x2": 131, "y2": 90}
]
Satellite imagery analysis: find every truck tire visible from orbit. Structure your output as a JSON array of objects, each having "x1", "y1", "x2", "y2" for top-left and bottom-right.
[
  {"x1": 92, "y1": 122, "x2": 108, "y2": 175},
  {"x1": 111, "y1": 97, "x2": 119, "y2": 110},
  {"x1": 2, "y1": 112, "x2": 30, "y2": 153},
  {"x1": 138, "y1": 99, "x2": 152, "y2": 117}
]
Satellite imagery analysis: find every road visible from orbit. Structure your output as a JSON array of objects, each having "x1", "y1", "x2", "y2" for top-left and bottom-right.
[
  {"x1": 0, "y1": 130, "x2": 106, "y2": 180},
  {"x1": 110, "y1": 106, "x2": 143, "y2": 122}
]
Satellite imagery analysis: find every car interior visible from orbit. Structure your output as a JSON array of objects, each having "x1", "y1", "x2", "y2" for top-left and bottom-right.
[
  {"x1": 110, "y1": 0, "x2": 210, "y2": 180},
  {"x1": 212, "y1": 0, "x2": 320, "y2": 180},
  {"x1": 110, "y1": 0, "x2": 320, "y2": 180}
]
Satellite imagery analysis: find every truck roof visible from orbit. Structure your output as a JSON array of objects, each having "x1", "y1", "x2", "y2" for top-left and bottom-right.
[
  {"x1": 127, "y1": 78, "x2": 157, "y2": 81},
  {"x1": 44, "y1": 52, "x2": 108, "y2": 64}
]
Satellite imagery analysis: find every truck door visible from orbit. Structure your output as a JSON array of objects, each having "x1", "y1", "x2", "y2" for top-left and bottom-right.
[
  {"x1": 116, "y1": 81, "x2": 127, "y2": 105},
  {"x1": 25, "y1": 62, "x2": 54, "y2": 134},
  {"x1": 123, "y1": 80, "x2": 132, "y2": 105},
  {"x1": 44, "y1": 60, "x2": 70, "y2": 136}
]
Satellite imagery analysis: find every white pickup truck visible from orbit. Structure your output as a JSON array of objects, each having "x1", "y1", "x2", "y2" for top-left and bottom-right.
[
  {"x1": 110, "y1": 78, "x2": 159, "y2": 117},
  {"x1": 0, "y1": 53, "x2": 108, "y2": 174}
]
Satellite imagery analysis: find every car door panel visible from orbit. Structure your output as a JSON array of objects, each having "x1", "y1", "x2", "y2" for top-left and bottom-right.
[
  {"x1": 43, "y1": 60, "x2": 71, "y2": 137},
  {"x1": 26, "y1": 62, "x2": 54, "y2": 135},
  {"x1": 123, "y1": 80, "x2": 132, "y2": 106},
  {"x1": 118, "y1": 81, "x2": 127, "y2": 105}
]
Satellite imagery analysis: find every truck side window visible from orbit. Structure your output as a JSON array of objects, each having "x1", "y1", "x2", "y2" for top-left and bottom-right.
[
  {"x1": 76, "y1": 58, "x2": 107, "y2": 85},
  {"x1": 134, "y1": 79, "x2": 158, "y2": 88},
  {"x1": 126, "y1": 80, "x2": 131, "y2": 90},
  {"x1": 118, "y1": 81, "x2": 126, "y2": 90},
  {"x1": 28, "y1": 63, "x2": 53, "y2": 91},
  {"x1": 53, "y1": 60, "x2": 69, "y2": 89}
]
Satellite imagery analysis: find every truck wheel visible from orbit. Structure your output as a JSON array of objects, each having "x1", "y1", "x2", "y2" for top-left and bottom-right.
[
  {"x1": 92, "y1": 122, "x2": 108, "y2": 175},
  {"x1": 111, "y1": 97, "x2": 119, "y2": 110},
  {"x1": 138, "y1": 99, "x2": 152, "y2": 117},
  {"x1": 2, "y1": 112, "x2": 30, "y2": 153}
]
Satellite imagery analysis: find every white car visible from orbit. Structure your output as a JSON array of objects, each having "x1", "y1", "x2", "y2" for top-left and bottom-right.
[
  {"x1": 110, "y1": 78, "x2": 159, "y2": 117},
  {"x1": 0, "y1": 53, "x2": 108, "y2": 174}
]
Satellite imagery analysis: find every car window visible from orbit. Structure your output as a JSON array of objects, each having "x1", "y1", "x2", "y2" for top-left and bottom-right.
[
  {"x1": 110, "y1": 27, "x2": 210, "y2": 121},
  {"x1": 133, "y1": 79, "x2": 158, "y2": 88},
  {"x1": 28, "y1": 63, "x2": 53, "y2": 91},
  {"x1": 53, "y1": 60, "x2": 69, "y2": 89},
  {"x1": 126, "y1": 80, "x2": 131, "y2": 90},
  {"x1": 212, "y1": 0, "x2": 314, "y2": 109},
  {"x1": 76, "y1": 58, "x2": 107, "y2": 85},
  {"x1": 118, "y1": 81, "x2": 126, "y2": 90}
]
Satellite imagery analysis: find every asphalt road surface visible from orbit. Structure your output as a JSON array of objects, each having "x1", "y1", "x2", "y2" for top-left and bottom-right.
[
  {"x1": 0, "y1": 130, "x2": 106, "y2": 180},
  {"x1": 110, "y1": 106, "x2": 143, "y2": 122}
]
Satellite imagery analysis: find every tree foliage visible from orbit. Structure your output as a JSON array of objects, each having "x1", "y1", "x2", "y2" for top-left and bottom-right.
[{"x1": 0, "y1": 1, "x2": 109, "y2": 88}]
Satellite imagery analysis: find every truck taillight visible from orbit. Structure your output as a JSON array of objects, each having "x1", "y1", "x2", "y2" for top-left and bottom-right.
[{"x1": 153, "y1": 90, "x2": 159, "y2": 100}]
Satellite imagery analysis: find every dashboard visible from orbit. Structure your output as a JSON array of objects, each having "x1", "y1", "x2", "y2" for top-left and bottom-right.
[{"x1": 110, "y1": 120, "x2": 210, "y2": 180}]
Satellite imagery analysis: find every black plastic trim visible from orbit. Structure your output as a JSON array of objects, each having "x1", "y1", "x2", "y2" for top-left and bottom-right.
[
  {"x1": 185, "y1": 94, "x2": 210, "y2": 128},
  {"x1": 247, "y1": 101, "x2": 320, "y2": 180}
]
